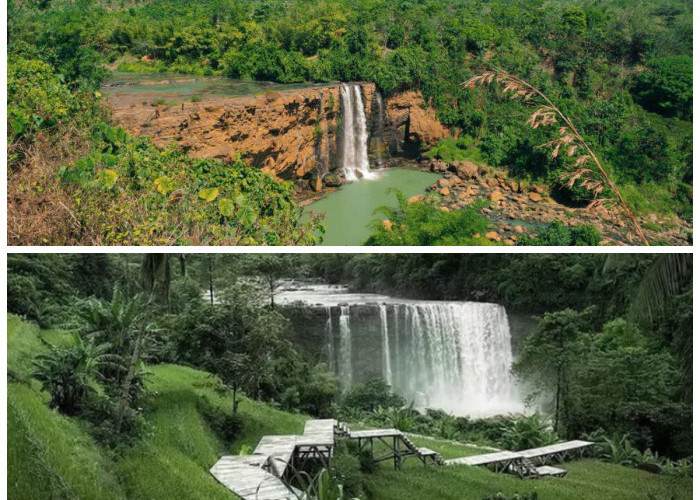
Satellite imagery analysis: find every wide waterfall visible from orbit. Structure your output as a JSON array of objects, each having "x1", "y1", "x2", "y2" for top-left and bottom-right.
[
  {"x1": 277, "y1": 284, "x2": 523, "y2": 416},
  {"x1": 339, "y1": 84, "x2": 374, "y2": 180}
]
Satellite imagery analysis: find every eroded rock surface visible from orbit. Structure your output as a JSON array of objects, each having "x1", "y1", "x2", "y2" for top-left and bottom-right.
[{"x1": 107, "y1": 82, "x2": 446, "y2": 191}]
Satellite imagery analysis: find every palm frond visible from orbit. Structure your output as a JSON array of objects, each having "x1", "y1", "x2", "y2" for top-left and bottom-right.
[{"x1": 628, "y1": 254, "x2": 692, "y2": 325}]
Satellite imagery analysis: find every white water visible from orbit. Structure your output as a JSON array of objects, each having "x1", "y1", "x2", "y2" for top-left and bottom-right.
[
  {"x1": 276, "y1": 283, "x2": 523, "y2": 416},
  {"x1": 338, "y1": 305, "x2": 353, "y2": 390},
  {"x1": 340, "y1": 84, "x2": 374, "y2": 180},
  {"x1": 379, "y1": 305, "x2": 393, "y2": 386}
]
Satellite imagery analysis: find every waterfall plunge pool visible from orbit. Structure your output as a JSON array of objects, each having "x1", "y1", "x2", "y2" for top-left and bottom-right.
[{"x1": 303, "y1": 167, "x2": 440, "y2": 246}]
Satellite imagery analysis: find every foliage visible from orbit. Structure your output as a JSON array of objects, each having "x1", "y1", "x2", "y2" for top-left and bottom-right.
[
  {"x1": 32, "y1": 332, "x2": 123, "y2": 415},
  {"x1": 366, "y1": 191, "x2": 493, "y2": 246},
  {"x1": 58, "y1": 125, "x2": 320, "y2": 245},
  {"x1": 518, "y1": 221, "x2": 601, "y2": 246},
  {"x1": 498, "y1": 413, "x2": 557, "y2": 451},
  {"x1": 426, "y1": 136, "x2": 483, "y2": 164},
  {"x1": 632, "y1": 57, "x2": 692, "y2": 120},
  {"x1": 342, "y1": 378, "x2": 405, "y2": 413}
]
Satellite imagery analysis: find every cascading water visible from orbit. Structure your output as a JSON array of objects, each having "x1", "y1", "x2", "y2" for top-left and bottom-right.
[
  {"x1": 338, "y1": 305, "x2": 353, "y2": 390},
  {"x1": 276, "y1": 283, "x2": 523, "y2": 416},
  {"x1": 340, "y1": 84, "x2": 374, "y2": 180},
  {"x1": 379, "y1": 305, "x2": 392, "y2": 386}
]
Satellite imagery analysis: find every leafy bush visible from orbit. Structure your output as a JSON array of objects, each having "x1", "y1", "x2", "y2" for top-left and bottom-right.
[
  {"x1": 198, "y1": 397, "x2": 244, "y2": 444},
  {"x1": 518, "y1": 221, "x2": 601, "y2": 246},
  {"x1": 366, "y1": 191, "x2": 494, "y2": 246},
  {"x1": 632, "y1": 57, "x2": 692, "y2": 120},
  {"x1": 426, "y1": 136, "x2": 483, "y2": 163},
  {"x1": 32, "y1": 332, "x2": 122, "y2": 415},
  {"x1": 498, "y1": 414, "x2": 558, "y2": 451},
  {"x1": 59, "y1": 124, "x2": 321, "y2": 245},
  {"x1": 342, "y1": 379, "x2": 405, "y2": 413}
]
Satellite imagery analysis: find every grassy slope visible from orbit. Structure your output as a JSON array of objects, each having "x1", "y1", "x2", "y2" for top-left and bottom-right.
[{"x1": 7, "y1": 315, "x2": 692, "y2": 500}]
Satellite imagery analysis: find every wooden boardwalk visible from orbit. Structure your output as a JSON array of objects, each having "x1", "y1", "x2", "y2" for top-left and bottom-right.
[
  {"x1": 445, "y1": 440, "x2": 593, "y2": 479},
  {"x1": 211, "y1": 420, "x2": 591, "y2": 498}
]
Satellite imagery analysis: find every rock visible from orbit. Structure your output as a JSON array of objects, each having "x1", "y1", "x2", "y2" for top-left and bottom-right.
[
  {"x1": 509, "y1": 182, "x2": 519, "y2": 193},
  {"x1": 528, "y1": 192, "x2": 543, "y2": 202},
  {"x1": 440, "y1": 206, "x2": 450, "y2": 212},
  {"x1": 487, "y1": 178, "x2": 499, "y2": 187},
  {"x1": 438, "y1": 178, "x2": 450, "y2": 188},
  {"x1": 514, "y1": 225, "x2": 524, "y2": 233},
  {"x1": 485, "y1": 231, "x2": 501, "y2": 242},
  {"x1": 309, "y1": 174, "x2": 323, "y2": 192},
  {"x1": 439, "y1": 187, "x2": 450, "y2": 196},
  {"x1": 530, "y1": 185, "x2": 545, "y2": 194},
  {"x1": 481, "y1": 207, "x2": 490, "y2": 214},
  {"x1": 385, "y1": 90, "x2": 449, "y2": 150},
  {"x1": 458, "y1": 188, "x2": 473, "y2": 199},
  {"x1": 381, "y1": 219, "x2": 393, "y2": 231},
  {"x1": 504, "y1": 238, "x2": 516, "y2": 246},
  {"x1": 407, "y1": 194, "x2": 424, "y2": 204},
  {"x1": 449, "y1": 160, "x2": 479, "y2": 180},
  {"x1": 489, "y1": 191, "x2": 504, "y2": 202},
  {"x1": 323, "y1": 173, "x2": 342, "y2": 187},
  {"x1": 473, "y1": 233, "x2": 481, "y2": 239}
]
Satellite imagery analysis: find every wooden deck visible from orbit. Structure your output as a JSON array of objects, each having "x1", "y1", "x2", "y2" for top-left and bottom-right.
[
  {"x1": 211, "y1": 420, "x2": 589, "y2": 498},
  {"x1": 210, "y1": 456, "x2": 301, "y2": 500},
  {"x1": 445, "y1": 440, "x2": 593, "y2": 479},
  {"x1": 445, "y1": 450, "x2": 523, "y2": 467},
  {"x1": 520, "y1": 440, "x2": 593, "y2": 465}
]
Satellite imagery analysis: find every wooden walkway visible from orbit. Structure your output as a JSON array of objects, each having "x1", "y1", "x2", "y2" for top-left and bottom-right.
[
  {"x1": 346, "y1": 428, "x2": 443, "y2": 469},
  {"x1": 211, "y1": 420, "x2": 591, "y2": 498},
  {"x1": 444, "y1": 440, "x2": 593, "y2": 479}
]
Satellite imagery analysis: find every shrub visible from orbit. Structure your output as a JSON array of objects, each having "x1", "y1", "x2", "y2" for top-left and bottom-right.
[
  {"x1": 366, "y1": 191, "x2": 494, "y2": 246},
  {"x1": 632, "y1": 57, "x2": 692, "y2": 120},
  {"x1": 518, "y1": 221, "x2": 601, "y2": 246},
  {"x1": 342, "y1": 378, "x2": 405, "y2": 413}
]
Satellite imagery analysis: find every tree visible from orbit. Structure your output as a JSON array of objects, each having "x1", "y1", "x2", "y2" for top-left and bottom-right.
[
  {"x1": 632, "y1": 57, "x2": 692, "y2": 120},
  {"x1": 513, "y1": 307, "x2": 594, "y2": 434}
]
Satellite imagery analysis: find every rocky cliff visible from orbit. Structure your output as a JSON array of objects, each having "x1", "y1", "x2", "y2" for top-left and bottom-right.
[{"x1": 108, "y1": 82, "x2": 448, "y2": 192}]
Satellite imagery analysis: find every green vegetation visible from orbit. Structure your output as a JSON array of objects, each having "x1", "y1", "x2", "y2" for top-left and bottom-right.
[
  {"x1": 518, "y1": 221, "x2": 602, "y2": 246},
  {"x1": 7, "y1": 0, "x2": 693, "y2": 244},
  {"x1": 7, "y1": 253, "x2": 693, "y2": 499},
  {"x1": 426, "y1": 137, "x2": 483, "y2": 164},
  {"x1": 365, "y1": 191, "x2": 494, "y2": 246}
]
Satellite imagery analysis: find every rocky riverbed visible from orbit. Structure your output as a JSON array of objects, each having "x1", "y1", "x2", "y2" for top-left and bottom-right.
[{"x1": 416, "y1": 158, "x2": 691, "y2": 246}]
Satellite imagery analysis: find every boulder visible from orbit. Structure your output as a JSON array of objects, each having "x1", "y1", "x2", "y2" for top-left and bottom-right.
[
  {"x1": 439, "y1": 187, "x2": 450, "y2": 196},
  {"x1": 449, "y1": 160, "x2": 479, "y2": 180},
  {"x1": 514, "y1": 225, "x2": 524, "y2": 233},
  {"x1": 407, "y1": 194, "x2": 424, "y2": 204},
  {"x1": 528, "y1": 192, "x2": 543, "y2": 202},
  {"x1": 323, "y1": 173, "x2": 343, "y2": 187},
  {"x1": 438, "y1": 178, "x2": 450, "y2": 188},
  {"x1": 381, "y1": 219, "x2": 393, "y2": 231},
  {"x1": 485, "y1": 231, "x2": 501, "y2": 242},
  {"x1": 489, "y1": 191, "x2": 504, "y2": 202}
]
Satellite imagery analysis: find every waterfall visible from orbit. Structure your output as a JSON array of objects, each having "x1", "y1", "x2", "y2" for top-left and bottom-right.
[
  {"x1": 276, "y1": 284, "x2": 523, "y2": 416},
  {"x1": 374, "y1": 92, "x2": 385, "y2": 167},
  {"x1": 340, "y1": 84, "x2": 374, "y2": 180},
  {"x1": 325, "y1": 306, "x2": 335, "y2": 372},
  {"x1": 379, "y1": 304, "x2": 392, "y2": 386},
  {"x1": 338, "y1": 305, "x2": 353, "y2": 390}
]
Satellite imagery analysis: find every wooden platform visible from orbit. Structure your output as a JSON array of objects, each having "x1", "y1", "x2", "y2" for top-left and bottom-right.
[
  {"x1": 445, "y1": 450, "x2": 523, "y2": 467},
  {"x1": 445, "y1": 440, "x2": 592, "y2": 479},
  {"x1": 210, "y1": 456, "x2": 301, "y2": 500},
  {"x1": 520, "y1": 440, "x2": 593, "y2": 465}
]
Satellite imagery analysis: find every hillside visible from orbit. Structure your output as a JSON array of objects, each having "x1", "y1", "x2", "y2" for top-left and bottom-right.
[{"x1": 7, "y1": 315, "x2": 692, "y2": 500}]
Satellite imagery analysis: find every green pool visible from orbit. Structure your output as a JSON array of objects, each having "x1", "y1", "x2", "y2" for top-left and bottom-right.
[{"x1": 304, "y1": 168, "x2": 440, "y2": 246}]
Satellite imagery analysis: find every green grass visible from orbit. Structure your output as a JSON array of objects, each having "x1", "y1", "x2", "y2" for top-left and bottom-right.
[
  {"x1": 365, "y1": 459, "x2": 691, "y2": 500},
  {"x1": 8, "y1": 383, "x2": 126, "y2": 500},
  {"x1": 7, "y1": 315, "x2": 693, "y2": 500}
]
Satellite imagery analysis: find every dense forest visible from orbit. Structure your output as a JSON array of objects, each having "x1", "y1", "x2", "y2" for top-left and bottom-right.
[
  {"x1": 7, "y1": 0, "x2": 693, "y2": 245},
  {"x1": 8, "y1": 253, "x2": 692, "y2": 495}
]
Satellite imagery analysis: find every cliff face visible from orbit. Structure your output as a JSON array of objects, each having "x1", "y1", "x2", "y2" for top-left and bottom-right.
[{"x1": 108, "y1": 82, "x2": 448, "y2": 191}]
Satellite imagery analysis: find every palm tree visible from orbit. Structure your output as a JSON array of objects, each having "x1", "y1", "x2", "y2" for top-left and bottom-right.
[{"x1": 604, "y1": 254, "x2": 692, "y2": 326}]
